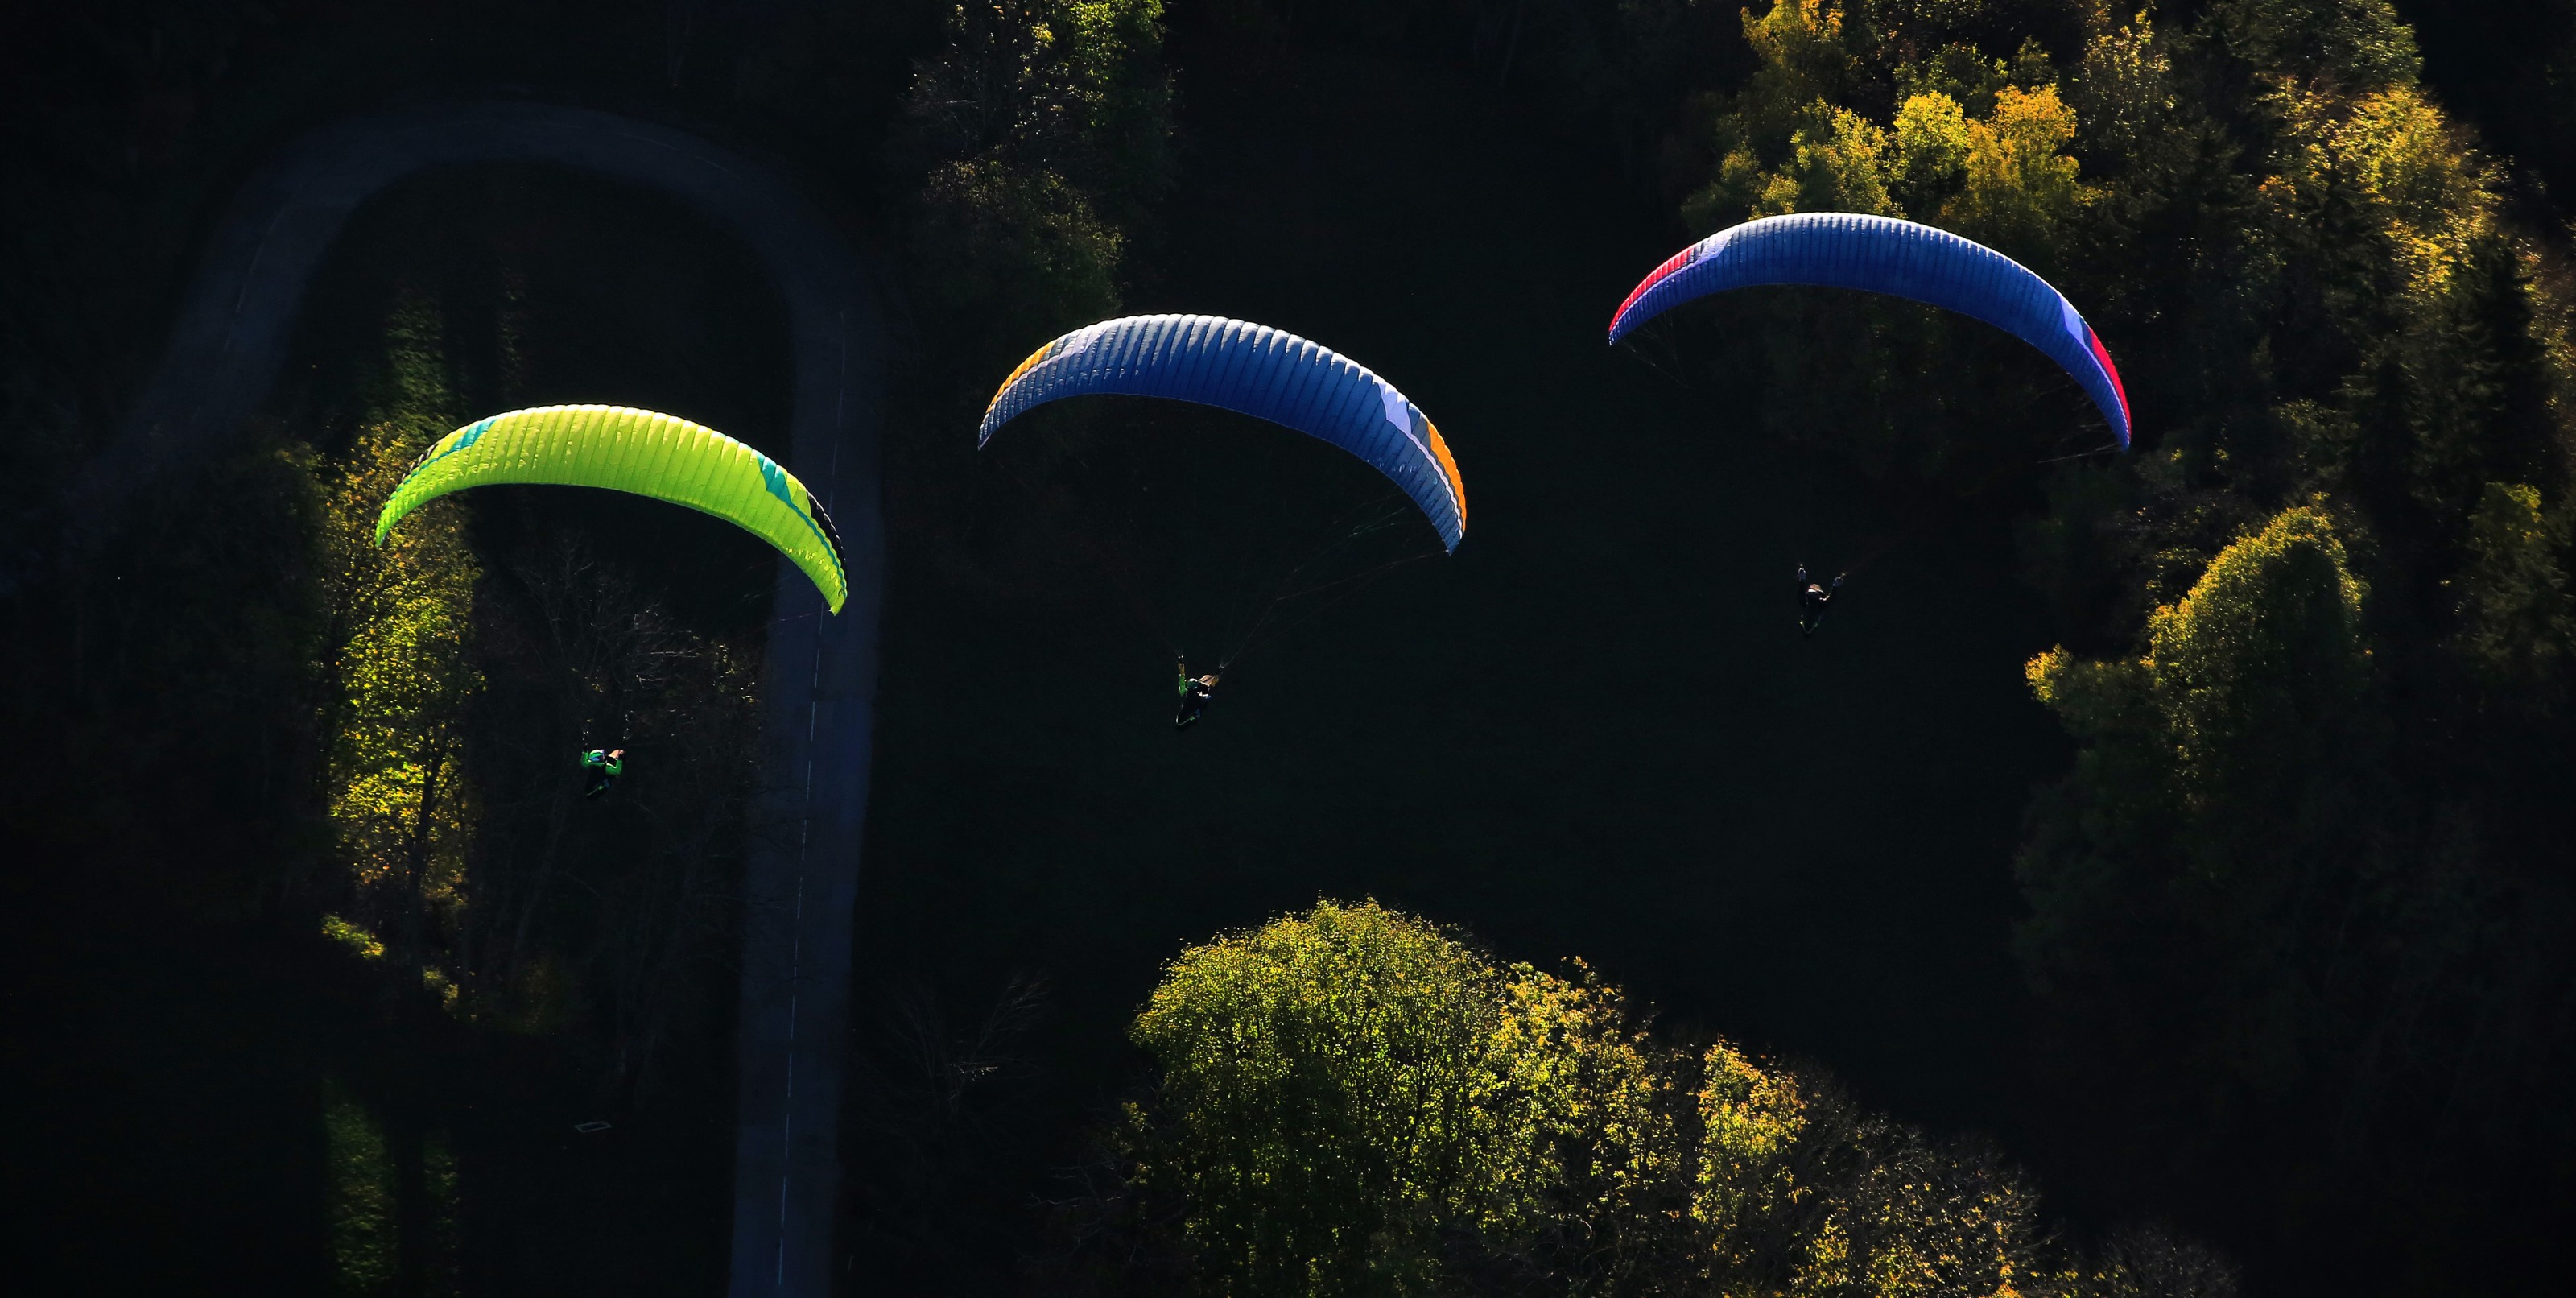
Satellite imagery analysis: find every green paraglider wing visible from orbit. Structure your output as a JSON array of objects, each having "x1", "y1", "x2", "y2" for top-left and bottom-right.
[{"x1": 373, "y1": 404, "x2": 848, "y2": 613}]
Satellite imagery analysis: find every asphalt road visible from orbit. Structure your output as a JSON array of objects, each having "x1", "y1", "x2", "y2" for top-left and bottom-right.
[{"x1": 87, "y1": 100, "x2": 885, "y2": 1297}]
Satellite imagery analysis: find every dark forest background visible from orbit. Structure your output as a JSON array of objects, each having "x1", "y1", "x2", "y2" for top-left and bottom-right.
[{"x1": 3, "y1": 1, "x2": 2572, "y2": 1295}]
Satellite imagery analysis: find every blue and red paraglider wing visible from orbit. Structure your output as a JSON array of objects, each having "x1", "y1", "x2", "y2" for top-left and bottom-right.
[{"x1": 1608, "y1": 213, "x2": 2131, "y2": 449}]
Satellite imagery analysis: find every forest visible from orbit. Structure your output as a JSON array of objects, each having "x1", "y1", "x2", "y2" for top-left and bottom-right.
[{"x1": 2, "y1": 0, "x2": 2572, "y2": 1295}]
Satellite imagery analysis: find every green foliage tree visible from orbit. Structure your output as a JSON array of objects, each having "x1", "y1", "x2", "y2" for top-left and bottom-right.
[
  {"x1": 895, "y1": 0, "x2": 1174, "y2": 381},
  {"x1": 2021, "y1": 506, "x2": 2384, "y2": 1102},
  {"x1": 1105, "y1": 901, "x2": 2233, "y2": 1297},
  {"x1": 1128, "y1": 899, "x2": 1588, "y2": 1294},
  {"x1": 1757, "y1": 104, "x2": 1903, "y2": 218},
  {"x1": 1946, "y1": 83, "x2": 2087, "y2": 258},
  {"x1": 2208, "y1": 0, "x2": 2419, "y2": 93},
  {"x1": 2454, "y1": 482, "x2": 2576, "y2": 705},
  {"x1": 1691, "y1": 1040, "x2": 1815, "y2": 1291},
  {"x1": 2066, "y1": 4, "x2": 2171, "y2": 172},
  {"x1": 2137, "y1": 505, "x2": 2372, "y2": 819},
  {"x1": 315, "y1": 291, "x2": 482, "y2": 1001},
  {"x1": 1739, "y1": 0, "x2": 1865, "y2": 155},
  {"x1": 1692, "y1": 1039, "x2": 2087, "y2": 1298},
  {"x1": 1889, "y1": 90, "x2": 1971, "y2": 211}
]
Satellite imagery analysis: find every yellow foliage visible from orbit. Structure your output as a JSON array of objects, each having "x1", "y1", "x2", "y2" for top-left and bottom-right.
[
  {"x1": 1698, "y1": 1041, "x2": 1804, "y2": 1180},
  {"x1": 422, "y1": 965, "x2": 460, "y2": 1012},
  {"x1": 1739, "y1": 0, "x2": 1855, "y2": 129},
  {"x1": 1893, "y1": 92, "x2": 1971, "y2": 202},
  {"x1": 2343, "y1": 88, "x2": 2493, "y2": 295},
  {"x1": 2263, "y1": 83, "x2": 2496, "y2": 298},
  {"x1": 322, "y1": 419, "x2": 480, "y2": 922},
  {"x1": 1688, "y1": 16, "x2": 2093, "y2": 247},
  {"x1": 2024, "y1": 643, "x2": 2151, "y2": 740},
  {"x1": 1753, "y1": 102, "x2": 1900, "y2": 217},
  {"x1": 1679, "y1": 0, "x2": 1864, "y2": 229},
  {"x1": 1493, "y1": 957, "x2": 1676, "y2": 1238},
  {"x1": 2142, "y1": 505, "x2": 2369, "y2": 799},
  {"x1": 316, "y1": 290, "x2": 483, "y2": 984},
  {"x1": 2025, "y1": 644, "x2": 2074, "y2": 704},
  {"x1": 1694, "y1": 1040, "x2": 1811, "y2": 1285},
  {"x1": 1945, "y1": 85, "x2": 2090, "y2": 256},
  {"x1": 2335, "y1": 89, "x2": 2467, "y2": 219},
  {"x1": 2070, "y1": 5, "x2": 2169, "y2": 159},
  {"x1": 322, "y1": 914, "x2": 386, "y2": 961},
  {"x1": 1060, "y1": 0, "x2": 1165, "y2": 126}
]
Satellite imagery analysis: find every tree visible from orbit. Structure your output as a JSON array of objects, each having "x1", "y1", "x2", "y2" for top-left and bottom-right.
[
  {"x1": 1755, "y1": 103, "x2": 1901, "y2": 218},
  {"x1": 2139, "y1": 505, "x2": 2372, "y2": 824},
  {"x1": 895, "y1": 0, "x2": 1174, "y2": 383},
  {"x1": 315, "y1": 291, "x2": 482, "y2": 1002},
  {"x1": 1108, "y1": 901, "x2": 2231, "y2": 1297},
  {"x1": 1946, "y1": 84, "x2": 2088, "y2": 261},
  {"x1": 1126, "y1": 899, "x2": 1578, "y2": 1295},
  {"x1": 2022, "y1": 506, "x2": 2383, "y2": 1093},
  {"x1": 2454, "y1": 481, "x2": 2576, "y2": 706}
]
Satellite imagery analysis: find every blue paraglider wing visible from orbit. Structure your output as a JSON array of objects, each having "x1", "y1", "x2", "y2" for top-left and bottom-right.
[
  {"x1": 1608, "y1": 213, "x2": 2131, "y2": 449},
  {"x1": 980, "y1": 314, "x2": 1467, "y2": 552}
]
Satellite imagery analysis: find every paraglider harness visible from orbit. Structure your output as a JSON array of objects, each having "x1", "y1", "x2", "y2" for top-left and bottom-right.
[
  {"x1": 582, "y1": 748, "x2": 625, "y2": 799},
  {"x1": 1796, "y1": 566, "x2": 1843, "y2": 637},
  {"x1": 1174, "y1": 659, "x2": 1219, "y2": 730}
]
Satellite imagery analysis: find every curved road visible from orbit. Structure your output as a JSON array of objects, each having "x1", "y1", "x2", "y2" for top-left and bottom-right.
[{"x1": 86, "y1": 101, "x2": 885, "y2": 1296}]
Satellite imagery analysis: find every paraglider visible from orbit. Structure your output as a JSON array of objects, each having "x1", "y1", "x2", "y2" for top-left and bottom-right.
[
  {"x1": 582, "y1": 748, "x2": 625, "y2": 800},
  {"x1": 980, "y1": 314, "x2": 1468, "y2": 552},
  {"x1": 1796, "y1": 565, "x2": 1843, "y2": 637},
  {"x1": 374, "y1": 404, "x2": 849, "y2": 613},
  {"x1": 1608, "y1": 213, "x2": 2132, "y2": 449},
  {"x1": 1174, "y1": 658, "x2": 1219, "y2": 730},
  {"x1": 980, "y1": 315, "x2": 1468, "y2": 721}
]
